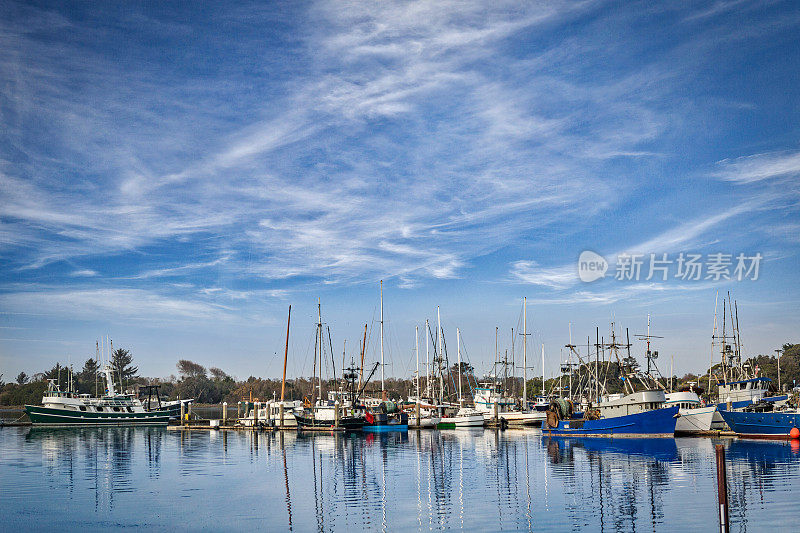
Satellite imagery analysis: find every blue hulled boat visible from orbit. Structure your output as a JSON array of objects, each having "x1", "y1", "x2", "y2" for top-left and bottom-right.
[
  {"x1": 544, "y1": 403, "x2": 679, "y2": 437},
  {"x1": 718, "y1": 409, "x2": 800, "y2": 439}
]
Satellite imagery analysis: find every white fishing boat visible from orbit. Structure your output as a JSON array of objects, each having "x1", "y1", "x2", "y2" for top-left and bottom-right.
[
  {"x1": 439, "y1": 407, "x2": 485, "y2": 428},
  {"x1": 25, "y1": 359, "x2": 169, "y2": 426},
  {"x1": 665, "y1": 390, "x2": 716, "y2": 434}
]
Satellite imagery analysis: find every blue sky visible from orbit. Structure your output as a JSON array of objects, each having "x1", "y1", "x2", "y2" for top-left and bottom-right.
[{"x1": 1, "y1": 1, "x2": 799, "y2": 383}]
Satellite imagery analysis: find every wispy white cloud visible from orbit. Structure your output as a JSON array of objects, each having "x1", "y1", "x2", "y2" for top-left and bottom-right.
[
  {"x1": 69, "y1": 269, "x2": 98, "y2": 277},
  {"x1": 713, "y1": 150, "x2": 800, "y2": 183},
  {"x1": 510, "y1": 200, "x2": 765, "y2": 290}
]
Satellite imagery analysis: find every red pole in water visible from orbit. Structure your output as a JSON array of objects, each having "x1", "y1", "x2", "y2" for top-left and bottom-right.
[{"x1": 716, "y1": 444, "x2": 730, "y2": 533}]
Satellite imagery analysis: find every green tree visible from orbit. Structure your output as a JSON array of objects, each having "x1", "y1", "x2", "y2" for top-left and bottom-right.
[
  {"x1": 79, "y1": 358, "x2": 99, "y2": 395},
  {"x1": 112, "y1": 348, "x2": 138, "y2": 390},
  {"x1": 16, "y1": 372, "x2": 28, "y2": 385}
]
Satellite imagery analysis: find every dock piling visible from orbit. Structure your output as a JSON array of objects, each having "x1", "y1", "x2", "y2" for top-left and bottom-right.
[
  {"x1": 716, "y1": 444, "x2": 730, "y2": 533},
  {"x1": 222, "y1": 402, "x2": 227, "y2": 424},
  {"x1": 279, "y1": 403, "x2": 285, "y2": 428},
  {"x1": 180, "y1": 401, "x2": 185, "y2": 426}
]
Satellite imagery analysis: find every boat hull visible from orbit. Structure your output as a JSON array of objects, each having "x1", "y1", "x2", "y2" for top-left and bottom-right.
[
  {"x1": 480, "y1": 411, "x2": 545, "y2": 426},
  {"x1": 409, "y1": 416, "x2": 441, "y2": 428},
  {"x1": 675, "y1": 406, "x2": 717, "y2": 434},
  {"x1": 718, "y1": 409, "x2": 800, "y2": 439},
  {"x1": 544, "y1": 406, "x2": 679, "y2": 437},
  {"x1": 25, "y1": 405, "x2": 170, "y2": 426},
  {"x1": 294, "y1": 414, "x2": 365, "y2": 431},
  {"x1": 439, "y1": 414, "x2": 485, "y2": 428},
  {"x1": 363, "y1": 411, "x2": 408, "y2": 432},
  {"x1": 711, "y1": 395, "x2": 791, "y2": 429},
  {"x1": 363, "y1": 423, "x2": 408, "y2": 432}
]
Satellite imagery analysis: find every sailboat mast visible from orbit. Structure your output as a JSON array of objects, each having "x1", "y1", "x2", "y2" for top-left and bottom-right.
[
  {"x1": 415, "y1": 325, "x2": 420, "y2": 401},
  {"x1": 380, "y1": 280, "x2": 385, "y2": 398},
  {"x1": 523, "y1": 297, "x2": 527, "y2": 410},
  {"x1": 318, "y1": 300, "x2": 322, "y2": 403},
  {"x1": 457, "y1": 327, "x2": 462, "y2": 405},
  {"x1": 437, "y1": 306, "x2": 443, "y2": 404},
  {"x1": 281, "y1": 305, "x2": 291, "y2": 402},
  {"x1": 511, "y1": 328, "x2": 515, "y2": 398},
  {"x1": 425, "y1": 319, "x2": 430, "y2": 399}
]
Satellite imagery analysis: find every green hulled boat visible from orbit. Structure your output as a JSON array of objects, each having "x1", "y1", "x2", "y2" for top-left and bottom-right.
[{"x1": 25, "y1": 362, "x2": 169, "y2": 426}]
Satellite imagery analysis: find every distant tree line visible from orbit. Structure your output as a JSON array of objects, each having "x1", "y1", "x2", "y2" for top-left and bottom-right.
[{"x1": 3, "y1": 343, "x2": 798, "y2": 406}]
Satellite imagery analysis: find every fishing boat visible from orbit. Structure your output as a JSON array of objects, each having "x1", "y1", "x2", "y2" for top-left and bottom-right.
[
  {"x1": 665, "y1": 386, "x2": 716, "y2": 435},
  {"x1": 719, "y1": 405, "x2": 800, "y2": 439},
  {"x1": 707, "y1": 295, "x2": 788, "y2": 428},
  {"x1": 295, "y1": 409, "x2": 366, "y2": 430},
  {"x1": 439, "y1": 406, "x2": 485, "y2": 428},
  {"x1": 25, "y1": 362, "x2": 169, "y2": 426},
  {"x1": 364, "y1": 401, "x2": 409, "y2": 432},
  {"x1": 544, "y1": 393, "x2": 680, "y2": 437},
  {"x1": 297, "y1": 301, "x2": 368, "y2": 431},
  {"x1": 545, "y1": 318, "x2": 679, "y2": 437}
]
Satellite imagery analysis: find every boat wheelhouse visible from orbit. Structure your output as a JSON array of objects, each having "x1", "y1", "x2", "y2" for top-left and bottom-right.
[{"x1": 665, "y1": 389, "x2": 716, "y2": 434}]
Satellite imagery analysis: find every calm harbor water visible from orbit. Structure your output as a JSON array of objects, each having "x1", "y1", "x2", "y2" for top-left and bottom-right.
[{"x1": 1, "y1": 426, "x2": 798, "y2": 532}]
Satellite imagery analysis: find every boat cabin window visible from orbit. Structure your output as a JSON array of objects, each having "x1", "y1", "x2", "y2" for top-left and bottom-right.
[
  {"x1": 126, "y1": 407, "x2": 133, "y2": 413},
  {"x1": 79, "y1": 406, "x2": 87, "y2": 411},
  {"x1": 112, "y1": 407, "x2": 121, "y2": 412},
  {"x1": 96, "y1": 407, "x2": 103, "y2": 412}
]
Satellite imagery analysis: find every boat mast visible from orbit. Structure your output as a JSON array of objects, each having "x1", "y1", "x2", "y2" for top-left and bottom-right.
[
  {"x1": 523, "y1": 297, "x2": 527, "y2": 410},
  {"x1": 437, "y1": 306, "x2": 443, "y2": 404},
  {"x1": 318, "y1": 299, "x2": 322, "y2": 403},
  {"x1": 281, "y1": 305, "x2": 291, "y2": 402},
  {"x1": 380, "y1": 280, "x2": 385, "y2": 399},
  {"x1": 709, "y1": 291, "x2": 719, "y2": 398},
  {"x1": 415, "y1": 325, "x2": 420, "y2": 402},
  {"x1": 735, "y1": 300, "x2": 744, "y2": 377},
  {"x1": 511, "y1": 328, "x2": 515, "y2": 398},
  {"x1": 721, "y1": 297, "x2": 727, "y2": 383},
  {"x1": 495, "y1": 326, "x2": 499, "y2": 386},
  {"x1": 425, "y1": 319, "x2": 430, "y2": 399},
  {"x1": 359, "y1": 324, "x2": 367, "y2": 392},
  {"x1": 568, "y1": 323, "x2": 573, "y2": 403},
  {"x1": 541, "y1": 344, "x2": 545, "y2": 398},
  {"x1": 457, "y1": 327, "x2": 462, "y2": 406}
]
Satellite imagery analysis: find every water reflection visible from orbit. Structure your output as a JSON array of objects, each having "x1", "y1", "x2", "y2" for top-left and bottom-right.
[{"x1": 2, "y1": 427, "x2": 798, "y2": 531}]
